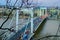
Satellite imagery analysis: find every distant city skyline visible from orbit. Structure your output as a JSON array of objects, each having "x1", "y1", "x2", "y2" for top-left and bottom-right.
[{"x1": 0, "y1": 0, "x2": 60, "y2": 7}]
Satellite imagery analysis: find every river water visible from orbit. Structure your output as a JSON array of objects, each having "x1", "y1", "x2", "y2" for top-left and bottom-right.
[{"x1": 33, "y1": 19, "x2": 60, "y2": 39}]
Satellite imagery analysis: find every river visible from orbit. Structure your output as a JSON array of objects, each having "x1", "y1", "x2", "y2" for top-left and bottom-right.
[{"x1": 33, "y1": 19, "x2": 60, "y2": 40}]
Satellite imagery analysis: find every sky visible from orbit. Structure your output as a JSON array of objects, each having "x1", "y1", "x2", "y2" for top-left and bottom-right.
[{"x1": 0, "y1": 0, "x2": 60, "y2": 7}]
